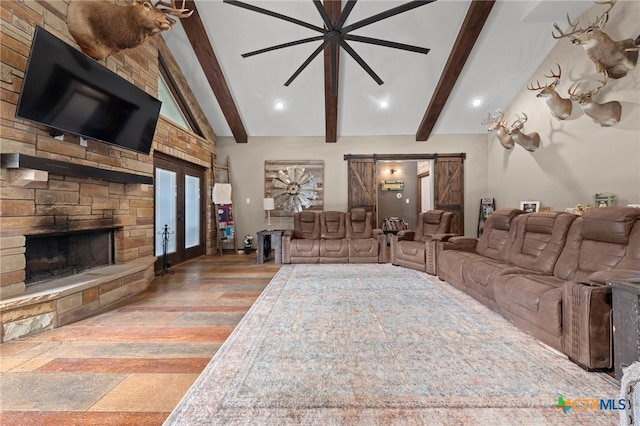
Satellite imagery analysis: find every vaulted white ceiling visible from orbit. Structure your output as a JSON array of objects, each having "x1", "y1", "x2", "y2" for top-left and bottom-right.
[{"x1": 163, "y1": 0, "x2": 592, "y2": 140}]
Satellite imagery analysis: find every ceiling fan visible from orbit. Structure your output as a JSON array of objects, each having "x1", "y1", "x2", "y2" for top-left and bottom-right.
[{"x1": 224, "y1": 0, "x2": 436, "y2": 96}]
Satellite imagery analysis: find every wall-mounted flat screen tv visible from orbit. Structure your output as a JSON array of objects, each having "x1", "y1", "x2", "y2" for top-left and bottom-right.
[{"x1": 16, "y1": 26, "x2": 161, "y2": 154}]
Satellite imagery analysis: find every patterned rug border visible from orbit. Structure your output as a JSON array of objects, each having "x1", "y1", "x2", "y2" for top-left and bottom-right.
[{"x1": 165, "y1": 264, "x2": 620, "y2": 425}]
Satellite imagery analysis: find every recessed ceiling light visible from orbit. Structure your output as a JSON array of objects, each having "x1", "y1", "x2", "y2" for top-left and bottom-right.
[
  {"x1": 274, "y1": 100, "x2": 285, "y2": 110},
  {"x1": 471, "y1": 97, "x2": 483, "y2": 108},
  {"x1": 379, "y1": 100, "x2": 389, "y2": 109}
]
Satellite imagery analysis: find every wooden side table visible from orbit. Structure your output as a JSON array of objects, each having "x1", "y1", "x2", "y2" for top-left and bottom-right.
[
  {"x1": 256, "y1": 230, "x2": 283, "y2": 264},
  {"x1": 608, "y1": 278, "x2": 640, "y2": 381}
]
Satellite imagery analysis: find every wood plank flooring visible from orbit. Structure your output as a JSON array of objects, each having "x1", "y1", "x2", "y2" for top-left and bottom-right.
[{"x1": 0, "y1": 253, "x2": 280, "y2": 425}]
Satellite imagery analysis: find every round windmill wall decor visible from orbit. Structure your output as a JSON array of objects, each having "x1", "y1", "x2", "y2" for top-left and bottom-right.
[{"x1": 271, "y1": 166, "x2": 318, "y2": 214}]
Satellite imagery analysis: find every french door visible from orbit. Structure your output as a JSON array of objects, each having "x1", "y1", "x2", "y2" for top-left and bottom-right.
[{"x1": 154, "y1": 154, "x2": 205, "y2": 268}]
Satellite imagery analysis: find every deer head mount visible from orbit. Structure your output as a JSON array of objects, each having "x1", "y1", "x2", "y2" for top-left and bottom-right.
[
  {"x1": 527, "y1": 64, "x2": 573, "y2": 120},
  {"x1": 552, "y1": 0, "x2": 639, "y2": 79},
  {"x1": 481, "y1": 110, "x2": 514, "y2": 150},
  {"x1": 568, "y1": 72, "x2": 622, "y2": 126},
  {"x1": 67, "y1": 0, "x2": 193, "y2": 61},
  {"x1": 508, "y1": 113, "x2": 541, "y2": 152}
]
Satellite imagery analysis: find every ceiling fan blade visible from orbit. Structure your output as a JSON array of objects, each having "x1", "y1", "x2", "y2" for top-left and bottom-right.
[
  {"x1": 224, "y1": 0, "x2": 326, "y2": 33},
  {"x1": 330, "y1": 42, "x2": 338, "y2": 96},
  {"x1": 242, "y1": 36, "x2": 325, "y2": 58},
  {"x1": 343, "y1": 34, "x2": 430, "y2": 55},
  {"x1": 338, "y1": 40, "x2": 383, "y2": 85},
  {"x1": 342, "y1": 0, "x2": 436, "y2": 34},
  {"x1": 313, "y1": 0, "x2": 334, "y2": 30},
  {"x1": 334, "y1": 0, "x2": 357, "y2": 31},
  {"x1": 284, "y1": 40, "x2": 330, "y2": 87}
]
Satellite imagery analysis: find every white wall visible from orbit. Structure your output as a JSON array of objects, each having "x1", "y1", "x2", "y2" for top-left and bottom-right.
[
  {"x1": 488, "y1": 0, "x2": 640, "y2": 211},
  {"x1": 216, "y1": 134, "x2": 488, "y2": 241}
]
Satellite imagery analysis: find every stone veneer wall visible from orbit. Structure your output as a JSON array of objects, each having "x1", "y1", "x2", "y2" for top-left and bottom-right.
[{"x1": 0, "y1": 1, "x2": 218, "y2": 341}]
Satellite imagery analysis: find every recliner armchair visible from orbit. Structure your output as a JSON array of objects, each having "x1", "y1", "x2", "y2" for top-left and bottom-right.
[
  {"x1": 346, "y1": 208, "x2": 386, "y2": 263},
  {"x1": 282, "y1": 211, "x2": 320, "y2": 264},
  {"x1": 391, "y1": 209, "x2": 454, "y2": 274}
]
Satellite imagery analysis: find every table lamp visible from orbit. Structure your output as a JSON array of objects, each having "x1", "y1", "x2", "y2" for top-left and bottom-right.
[{"x1": 263, "y1": 197, "x2": 275, "y2": 230}]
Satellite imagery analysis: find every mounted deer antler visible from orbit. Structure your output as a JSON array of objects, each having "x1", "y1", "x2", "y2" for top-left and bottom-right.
[
  {"x1": 481, "y1": 109, "x2": 514, "y2": 149},
  {"x1": 552, "y1": 0, "x2": 639, "y2": 79},
  {"x1": 67, "y1": 0, "x2": 193, "y2": 60},
  {"x1": 568, "y1": 71, "x2": 621, "y2": 126},
  {"x1": 508, "y1": 113, "x2": 541, "y2": 152},
  {"x1": 527, "y1": 64, "x2": 572, "y2": 120}
]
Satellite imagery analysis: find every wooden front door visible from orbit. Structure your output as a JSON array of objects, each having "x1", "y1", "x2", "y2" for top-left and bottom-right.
[{"x1": 434, "y1": 156, "x2": 464, "y2": 235}]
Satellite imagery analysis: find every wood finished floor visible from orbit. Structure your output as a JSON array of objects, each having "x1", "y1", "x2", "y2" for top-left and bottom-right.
[{"x1": 0, "y1": 253, "x2": 280, "y2": 425}]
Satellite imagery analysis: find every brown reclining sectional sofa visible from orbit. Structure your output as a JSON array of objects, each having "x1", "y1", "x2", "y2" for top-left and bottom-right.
[
  {"x1": 437, "y1": 207, "x2": 640, "y2": 370},
  {"x1": 282, "y1": 209, "x2": 386, "y2": 264}
]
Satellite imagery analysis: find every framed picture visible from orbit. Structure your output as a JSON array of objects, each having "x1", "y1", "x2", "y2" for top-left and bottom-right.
[{"x1": 520, "y1": 200, "x2": 540, "y2": 213}]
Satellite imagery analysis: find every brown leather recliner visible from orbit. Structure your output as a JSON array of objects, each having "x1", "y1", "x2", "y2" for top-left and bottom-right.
[
  {"x1": 391, "y1": 210, "x2": 454, "y2": 274},
  {"x1": 437, "y1": 208, "x2": 524, "y2": 294},
  {"x1": 491, "y1": 212, "x2": 578, "y2": 349},
  {"x1": 282, "y1": 211, "x2": 320, "y2": 263},
  {"x1": 558, "y1": 207, "x2": 640, "y2": 369},
  {"x1": 346, "y1": 208, "x2": 386, "y2": 263},
  {"x1": 319, "y1": 211, "x2": 349, "y2": 263}
]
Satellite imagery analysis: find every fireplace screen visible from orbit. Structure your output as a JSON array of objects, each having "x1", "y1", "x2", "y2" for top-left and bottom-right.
[{"x1": 25, "y1": 229, "x2": 114, "y2": 285}]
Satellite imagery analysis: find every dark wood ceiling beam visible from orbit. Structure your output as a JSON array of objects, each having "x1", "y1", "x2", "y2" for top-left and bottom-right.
[
  {"x1": 324, "y1": 0, "x2": 341, "y2": 143},
  {"x1": 181, "y1": 1, "x2": 248, "y2": 143},
  {"x1": 415, "y1": 0, "x2": 495, "y2": 141}
]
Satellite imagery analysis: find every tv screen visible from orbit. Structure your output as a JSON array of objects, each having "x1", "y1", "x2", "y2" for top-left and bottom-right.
[{"x1": 16, "y1": 26, "x2": 161, "y2": 154}]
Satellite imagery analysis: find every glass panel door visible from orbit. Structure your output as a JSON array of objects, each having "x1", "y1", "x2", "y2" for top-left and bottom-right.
[
  {"x1": 155, "y1": 168, "x2": 177, "y2": 257},
  {"x1": 184, "y1": 174, "x2": 200, "y2": 249}
]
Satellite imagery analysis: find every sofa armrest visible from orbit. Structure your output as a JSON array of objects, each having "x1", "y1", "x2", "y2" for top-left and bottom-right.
[
  {"x1": 372, "y1": 229, "x2": 384, "y2": 237},
  {"x1": 441, "y1": 236, "x2": 478, "y2": 252},
  {"x1": 588, "y1": 269, "x2": 640, "y2": 286},
  {"x1": 396, "y1": 230, "x2": 415, "y2": 241},
  {"x1": 432, "y1": 233, "x2": 457, "y2": 242},
  {"x1": 562, "y1": 280, "x2": 612, "y2": 370},
  {"x1": 282, "y1": 230, "x2": 293, "y2": 264}
]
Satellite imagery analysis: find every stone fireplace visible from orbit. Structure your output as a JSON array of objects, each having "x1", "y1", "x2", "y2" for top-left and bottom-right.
[
  {"x1": 0, "y1": 4, "x2": 215, "y2": 344},
  {"x1": 25, "y1": 228, "x2": 114, "y2": 286}
]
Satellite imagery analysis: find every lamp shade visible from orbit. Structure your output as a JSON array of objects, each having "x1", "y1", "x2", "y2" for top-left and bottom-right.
[{"x1": 263, "y1": 197, "x2": 275, "y2": 210}]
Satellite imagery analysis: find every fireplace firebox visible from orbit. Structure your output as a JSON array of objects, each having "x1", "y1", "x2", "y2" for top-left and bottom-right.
[{"x1": 25, "y1": 229, "x2": 114, "y2": 286}]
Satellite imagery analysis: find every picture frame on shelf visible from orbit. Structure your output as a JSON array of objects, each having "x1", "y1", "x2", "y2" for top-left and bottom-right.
[{"x1": 520, "y1": 200, "x2": 540, "y2": 213}]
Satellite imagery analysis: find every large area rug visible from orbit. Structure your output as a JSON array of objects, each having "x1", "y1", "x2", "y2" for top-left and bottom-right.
[{"x1": 165, "y1": 264, "x2": 620, "y2": 425}]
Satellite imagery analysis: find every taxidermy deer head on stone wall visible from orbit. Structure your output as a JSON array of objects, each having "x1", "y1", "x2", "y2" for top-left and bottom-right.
[
  {"x1": 527, "y1": 64, "x2": 573, "y2": 120},
  {"x1": 67, "y1": 0, "x2": 193, "y2": 60},
  {"x1": 481, "y1": 110, "x2": 514, "y2": 150},
  {"x1": 552, "y1": 0, "x2": 639, "y2": 79},
  {"x1": 508, "y1": 113, "x2": 541, "y2": 152},
  {"x1": 568, "y1": 72, "x2": 622, "y2": 127}
]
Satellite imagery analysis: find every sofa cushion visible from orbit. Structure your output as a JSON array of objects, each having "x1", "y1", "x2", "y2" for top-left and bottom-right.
[
  {"x1": 294, "y1": 211, "x2": 320, "y2": 239},
  {"x1": 461, "y1": 258, "x2": 510, "y2": 307},
  {"x1": 348, "y1": 238, "x2": 379, "y2": 263},
  {"x1": 320, "y1": 211, "x2": 346, "y2": 239},
  {"x1": 475, "y1": 209, "x2": 522, "y2": 261},
  {"x1": 493, "y1": 273, "x2": 565, "y2": 350},
  {"x1": 581, "y1": 207, "x2": 639, "y2": 244},
  {"x1": 320, "y1": 239, "x2": 349, "y2": 262},
  {"x1": 288, "y1": 239, "x2": 320, "y2": 263},
  {"x1": 346, "y1": 208, "x2": 373, "y2": 239},
  {"x1": 554, "y1": 208, "x2": 640, "y2": 282},
  {"x1": 508, "y1": 212, "x2": 576, "y2": 274}
]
